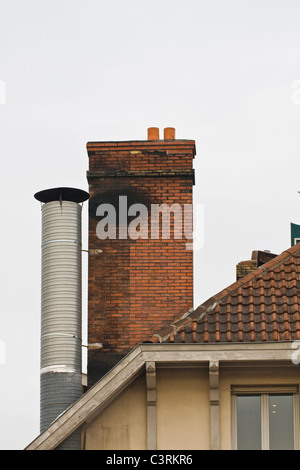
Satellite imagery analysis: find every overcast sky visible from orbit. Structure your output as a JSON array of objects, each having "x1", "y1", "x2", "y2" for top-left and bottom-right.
[{"x1": 1, "y1": 0, "x2": 300, "y2": 450}]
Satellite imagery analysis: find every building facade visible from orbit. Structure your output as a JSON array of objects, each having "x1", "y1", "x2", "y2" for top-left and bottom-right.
[{"x1": 27, "y1": 130, "x2": 300, "y2": 451}]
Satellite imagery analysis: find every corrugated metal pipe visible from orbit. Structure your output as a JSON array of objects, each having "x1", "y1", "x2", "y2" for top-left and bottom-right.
[{"x1": 34, "y1": 187, "x2": 89, "y2": 450}]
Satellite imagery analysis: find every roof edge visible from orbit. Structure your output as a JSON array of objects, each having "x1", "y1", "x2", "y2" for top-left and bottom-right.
[{"x1": 25, "y1": 342, "x2": 299, "y2": 450}]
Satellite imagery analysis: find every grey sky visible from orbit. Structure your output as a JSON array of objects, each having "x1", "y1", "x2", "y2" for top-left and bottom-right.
[{"x1": 1, "y1": 0, "x2": 300, "y2": 449}]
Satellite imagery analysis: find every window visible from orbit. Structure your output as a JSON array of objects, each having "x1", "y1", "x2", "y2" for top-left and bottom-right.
[{"x1": 231, "y1": 386, "x2": 299, "y2": 450}]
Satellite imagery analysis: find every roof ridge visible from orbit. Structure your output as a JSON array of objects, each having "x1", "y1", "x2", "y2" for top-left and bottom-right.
[{"x1": 150, "y1": 244, "x2": 300, "y2": 344}]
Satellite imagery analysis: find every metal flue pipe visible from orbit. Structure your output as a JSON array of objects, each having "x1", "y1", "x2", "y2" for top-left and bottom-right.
[{"x1": 34, "y1": 187, "x2": 89, "y2": 450}]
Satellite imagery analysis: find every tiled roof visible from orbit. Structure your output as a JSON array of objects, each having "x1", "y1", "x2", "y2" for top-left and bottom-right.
[{"x1": 150, "y1": 244, "x2": 300, "y2": 344}]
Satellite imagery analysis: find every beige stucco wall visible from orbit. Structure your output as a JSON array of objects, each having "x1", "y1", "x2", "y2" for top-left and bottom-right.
[
  {"x1": 84, "y1": 365, "x2": 300, "y2": 450},
  {"x1": 84, "y1": 374, "x2": 147, "y2": 450},
  {"x1": 156, "y1": 368, "x2": 210, "y2": 450}
]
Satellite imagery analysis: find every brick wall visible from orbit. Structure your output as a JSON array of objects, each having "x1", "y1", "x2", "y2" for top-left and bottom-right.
[
  {"x1": 86, "y1": 128, "x2": 196, "y2": 386},
  {"x1": 236, "y1": 260, "x2": 258, "y2": 281}
]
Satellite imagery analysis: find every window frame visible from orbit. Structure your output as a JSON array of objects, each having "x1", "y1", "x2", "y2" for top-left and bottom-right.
[{"x1": 231, "y1": 385, "x2": 300, "y2": 450}]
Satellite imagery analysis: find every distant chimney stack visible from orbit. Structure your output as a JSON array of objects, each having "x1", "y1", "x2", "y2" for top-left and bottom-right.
[{"x1": 236, "y1": 250, "x2": 277, "y2": 281}]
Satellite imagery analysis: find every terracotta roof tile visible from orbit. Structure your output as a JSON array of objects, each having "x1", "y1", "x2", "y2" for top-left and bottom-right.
[{"x1": 149, "y1": 243, "x2": 300, "y2": 344}]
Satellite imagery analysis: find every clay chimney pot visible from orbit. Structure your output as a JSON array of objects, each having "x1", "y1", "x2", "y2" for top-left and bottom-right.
[
  {"x1": 147, "y1": 127, "x2": 160, "y2": 140},
  {"x1": 164, "y1": 127, "x2": 176, "y2": 140}
]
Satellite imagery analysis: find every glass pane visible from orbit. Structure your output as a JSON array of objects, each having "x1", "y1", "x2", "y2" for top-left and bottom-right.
[
  {"x1": 237, "y1": 395, "x2": 261, "y2": 450},
  {"x1": 269, "y1": 395, "x2": 294, "y2": 450}
]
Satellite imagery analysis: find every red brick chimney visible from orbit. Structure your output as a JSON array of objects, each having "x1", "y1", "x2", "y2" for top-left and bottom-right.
[{"x1": 86, "y1": 128, "x2": 196, "y2": 386}]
